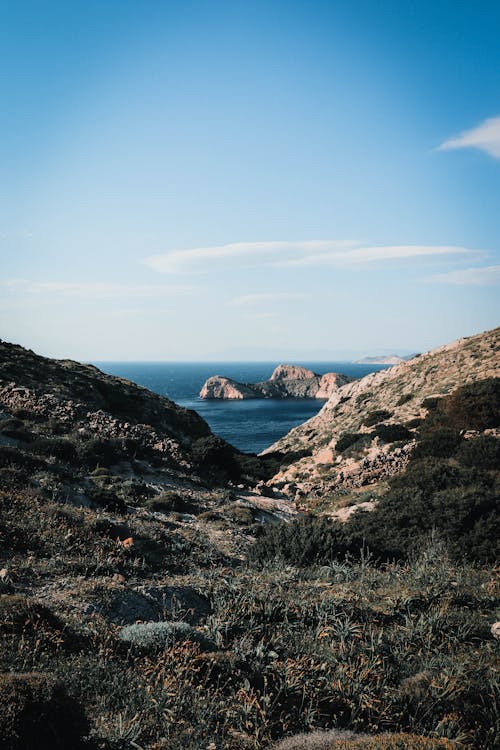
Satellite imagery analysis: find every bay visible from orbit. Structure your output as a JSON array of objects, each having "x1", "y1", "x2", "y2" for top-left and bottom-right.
[{"x1": 92, "y1": 361, "x2": 389, "y2": 454}]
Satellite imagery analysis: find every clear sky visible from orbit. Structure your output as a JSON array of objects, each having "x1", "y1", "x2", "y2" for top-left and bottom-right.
[{"x1": 1, "y1": 0, "x2": 499, "y2": 360}]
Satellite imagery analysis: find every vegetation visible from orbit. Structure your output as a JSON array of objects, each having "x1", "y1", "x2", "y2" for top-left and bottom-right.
[
  {"x1": 362, "y1": 409, "x2": 392, "y2": 427},
  {"x1": 0, "y1": 340, "x2": 499, "y2": 749}
]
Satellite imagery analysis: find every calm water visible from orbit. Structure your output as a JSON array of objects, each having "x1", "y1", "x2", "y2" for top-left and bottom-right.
[{"x1": 92, "y1": 361, "x2": 389, "y2": 454}]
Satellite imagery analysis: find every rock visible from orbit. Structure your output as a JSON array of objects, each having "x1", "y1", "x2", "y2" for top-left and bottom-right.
[
  {"x1": 491, "y1": 621, "x2": 500, "y2": 639},
  {"x1": 199, "y1": 376, "x2": 259, "y2": 400},
  {"x1": 316, "y1": 372, "x2": 352, "y2": 399},
  {"x1": 200, "y1": 365, "x2": 353, "y2": 400},
  {"x1": 270, "y1": 364, "x2": 315, "y2": 381}
]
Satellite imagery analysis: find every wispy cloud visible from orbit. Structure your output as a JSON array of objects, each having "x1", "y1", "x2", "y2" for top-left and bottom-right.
[
  {"x1": 144, "y1": 240, "x2": 357, "y2": 274},
  {"x1": 277, "y1": 244, "x2": 474, "y2": 268},
  {"x1": 428, "y1": 265, "x2": 500, "y2": 286},
  {"x1": 227, "y1": 292, "x2": 307, "y2": 306},
  {"x1": 2, "y1": 280, "x2": 196, "y2": 298},
  {"x1": 438, "y1": 115, "x2": 500, "y2": 159},
  {"x1": 144, "y1": 241, "x2": 477, "y2": 274}
]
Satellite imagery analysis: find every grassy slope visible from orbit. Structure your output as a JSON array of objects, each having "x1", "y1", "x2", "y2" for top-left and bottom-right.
[{"x1": 0, "y1": 336, "x2": 499, "y2": 749}]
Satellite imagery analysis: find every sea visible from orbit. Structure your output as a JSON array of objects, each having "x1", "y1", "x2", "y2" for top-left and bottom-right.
[{"x1": 92, "y1": 362, "x2": 390, "y2": 454}]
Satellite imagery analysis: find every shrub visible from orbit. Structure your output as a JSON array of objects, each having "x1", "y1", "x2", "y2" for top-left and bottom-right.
[
  {"x1": 411, "y1": 428, "x2": 462, "y2": 459},
  {"x1": 350, "y1": 459, "x2": 500, "y2": 562},
  {"x1": 118, "y1": 620, "x2": 214, "y2": 652},
  {"x1": 433, "y1": 378, "x2": 500, "y2": 431},
  {"x1": 373, "y1": 423, "x2": 412, "y2": 443},
  {"x1": 0, "y1": 672, "x2": 89, "y2": 750},
  {"x1": 77, "y1": 437, "x2": 121, "y2": 468},
  {"x1": 405, "y1": 418, "x2": 423, "y2": 429},
  {"x1": 396, "y1": 393, "x2": 413, "y2": 406},
  {"x1": 144, "y1": 491, "x2": 195, "y2": 514},
  {"x1": 191, "y1": 436, "x2": 241, "y2": 480},
  {"x1": 225, "y1": 503, "x2": 255, "y2": 525},
  {"x1": 30, "y1": 437, "x2": 78, "y2": 463},
  {"x1": 457, "y1": 435, "x2": 500, "y2": 470},
  {"x1": 421, "y1": 397, "x2": 440, "y2": 410},
  {"x1": 335, "y1": 433, "x2": 363, "y2": 453},
  {"x1": 363, "y1": 410, "x2": 392, "y2": 427},
  {"x1": 87, "y1": 485, "x2": 126, "y2": 512},
  {"x1": 248, "y1": 516, "x2": 355, "y2": 566}
]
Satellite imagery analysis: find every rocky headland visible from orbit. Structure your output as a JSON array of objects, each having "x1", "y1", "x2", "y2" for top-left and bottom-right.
[
  {"x1": 200, "y1": 364, "x2": 353, "y2": 400},
  {"x1": 263, "y1": 327, "x2": 500, "y2": 503}
]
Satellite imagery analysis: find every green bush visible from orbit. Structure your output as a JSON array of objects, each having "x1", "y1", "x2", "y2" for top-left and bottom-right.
[
  {"x1": 77, "y1": 437, "x2": 121, "y2": 468},
  {"x1": 412, "y1": 428, "x2": 462, "y2": 459},
  {"x1": 363, "y1": 410, "x2": 392, "y2": 427},
  {"x1": 373, "y1": 423, "x2": 411, "y2": 443},
  {"x1": 248, "y1": 516, "x2": 355, "y2": 566},
  {"x1": 396, "y1": 393, "x2": 413, "y2": 406},
  {"x1": 144, "y1": 491, "x2": 195, "y2": 514},
  {"x1": 335, "y1": 433, "x2": 364, "y2": 453},
  {"x1": 30, "y1": 437, "x2": 78, "y2": 463},
  {"x1": 457, "y1": 434, "x2": 500, "y2": 469},
  {"x1": 433, "y1": 378, "x2": 500, "y2": 431}
]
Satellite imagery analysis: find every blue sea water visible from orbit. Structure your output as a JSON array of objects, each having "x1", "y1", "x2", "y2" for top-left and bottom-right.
[{"x1": 92, "y1": 362, "x2": 390, "y2": 454}]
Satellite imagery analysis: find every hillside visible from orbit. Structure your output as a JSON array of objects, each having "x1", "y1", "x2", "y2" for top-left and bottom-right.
[
  {"x1": 0, "y1": 335, "x2": 499, "y2": 749},
  {"x1": 265, "y1": 327, "x2": 500, "y2": 503}
]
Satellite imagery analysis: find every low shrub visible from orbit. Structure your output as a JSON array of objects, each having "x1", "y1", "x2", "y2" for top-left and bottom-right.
[
  {"x1": 413, "y1": 428, "x2": 463, "y2": 459},
  {"x1": 144, "y1": 491, "x2": 195, "y2": 514},
  {"x1": 248, "y1": 516, "x2": 355, "y2": 566},
  {"x1": 457, "y1": 434, "x2": 500, "y2": 469},
  {"x1": 396, "y1": 393, "x2": 413, "y2": 406},
  {"x1": 363, "y1": 410, "x2": 392, "y2": 427},
  {"x1": 373, "y1": 423, "x2": 412, "y2": 443},
  {"x1": 335, "y1": 433, "x2": 363, "y2": 453},
  {"x1": 118, "y1": 620, "x2": 214, "y2": 652},
  {"x1": 87, "y1": 485, "x2": 126, "y2": 512},
  {"x1": 30, "y1": 437, "x2": 78, "y2": 463},
  {"x1": 225, "y1": 503, "x2": 255, "y2": 525}
]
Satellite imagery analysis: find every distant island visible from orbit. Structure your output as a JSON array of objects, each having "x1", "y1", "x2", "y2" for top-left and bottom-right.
[
  {"x1": 354, "y1": 354, "x2": 416, "y2": 365},
  {"x1": 200, "y1": 364, "x2": 353, "y2": 400}
]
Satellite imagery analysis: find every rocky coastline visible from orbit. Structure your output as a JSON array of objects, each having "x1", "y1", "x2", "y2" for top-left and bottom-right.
[{"x1": 199, "y1": 364, "x2": 352, "y2": 400}]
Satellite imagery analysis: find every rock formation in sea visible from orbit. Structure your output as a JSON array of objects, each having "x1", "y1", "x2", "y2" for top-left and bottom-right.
[{"x1": 199, "y1": 364, "x2": 353, "y2": 400}]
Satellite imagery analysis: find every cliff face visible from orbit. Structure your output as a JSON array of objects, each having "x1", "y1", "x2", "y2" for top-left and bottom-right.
[
  {"x1": 199, "y1": 364, "x2": 352, "y2": 400},
  {"x1": 264, "y1": 327, "x2": 500, "y2": 501},
  {"x1": 199, "y1": 376, "x2": 259, "y2": 400}
]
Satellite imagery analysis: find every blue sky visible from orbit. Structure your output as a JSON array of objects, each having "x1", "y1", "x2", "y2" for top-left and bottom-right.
[{"x1": 1, "y1": 0, "x2": 499, "y2": 360}]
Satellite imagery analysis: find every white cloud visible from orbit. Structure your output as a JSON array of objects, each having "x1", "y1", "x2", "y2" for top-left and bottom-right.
[
  {"x1": 277, "y1": 244, "x2": 474, "y2": 268},
  {"x1": 143, "y1": 240, "x2": 357, "y2": 274},
  {"x1": 438, "y1": 115, "x2": 500, "y2": 159},
  {"x1": 428, "y1": 265, "x2": 500, "y2": 286},
  {"x1": 144, "y1": 240, "x2": 478, "y2": 274},
  {"x1": 2, "y1": 280, "x2": 196, "y2": 298},
  {"x1": 227, "y1": 292, "x2": 307, "y2": 306}
]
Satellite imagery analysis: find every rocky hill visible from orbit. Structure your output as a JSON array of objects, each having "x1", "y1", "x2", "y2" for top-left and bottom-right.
[
  {"x1": 265, "y1": 327, "x2": 500, "y2": 502},
  {"x1": 1, "y1": 336, "x2": 499, "y2": 749},
  {"x1": 200, "y1": 364, "x2": 352, "y2": 400},
  {"x1": 354, "y1": 354, "x2": 408, "y2": 365}
]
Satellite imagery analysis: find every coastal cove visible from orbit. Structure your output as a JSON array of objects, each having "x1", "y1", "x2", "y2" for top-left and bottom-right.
[{"x1": 92, "y1": 361, "x2": 390, "y2": 453}]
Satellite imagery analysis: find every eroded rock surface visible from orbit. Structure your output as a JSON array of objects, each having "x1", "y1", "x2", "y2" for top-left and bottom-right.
[{"x1": 200, "y1": 364, "x2": 352, "y2": 400}]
